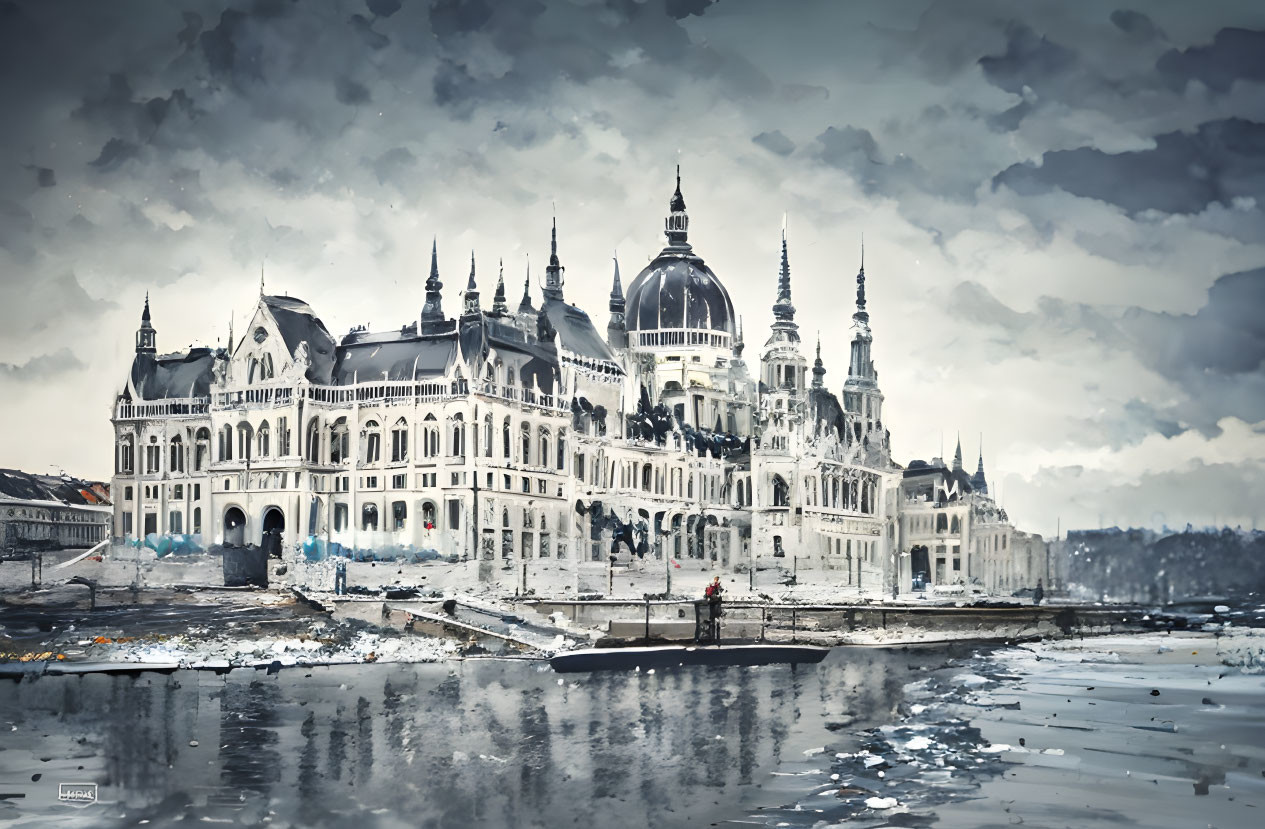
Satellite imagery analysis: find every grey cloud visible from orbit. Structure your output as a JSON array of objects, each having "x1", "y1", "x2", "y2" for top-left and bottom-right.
[
  {"x1": 24, "y1": 165, "x2": 56, "y2": 187},
  {"x1": 1109, "y1": 10, "x2": 1163, "y2": 41},
  {"x1": 335, "y1": 76, "x2": 372, "y2": 105},
  {"x1": 992, "y1": 118, "x2": 1265, "y2": 217},
  {"x1": 1157, "y1": 27, "x2": 1265, "y2": 93},
  {"x1": 978, "y1": 22, "x2": 1079, "y2": 96},
  {"x1": 752, "y1": 130, "x2": 795, "y2": 156},
  {"x1": 348, "y1": 13, "x2": 390, "y2": 50},
  {"x1": 365, "y1": 0, "x2": 402, "y2": 18},
  {"x1": 814, "y1": 125, "x2": 921, "y2": 197},
  {"x1": 0, "y1": 348, "x2": 85, "y2": 383},
  {"x1": 369, "y1": 146, "x2": 416, "y2": 186}
]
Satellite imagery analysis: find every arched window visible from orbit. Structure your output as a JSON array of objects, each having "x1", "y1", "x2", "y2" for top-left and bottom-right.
[
  {"x1": 686, "y1": 472, "x2": 694, "y2": 499},
  {"x1": 772, "y1": 475, "x2": 789, "y2": 507},
  {"x1": 422, "y1": 413, "x2": 438, "y2": 457},
  {"x1": 641, "y1": 463, "x2": 652, "y2": 491},
  {"x1": 950, "y1": 515, "x2": 960, "y2": 534},
  {"x1": 237, "y1": 422, "x2": 253, "y2": 461},
  {"x1": 421, "y1": 502, "x2": 436, "y2": 528},
  {"x1": 248, "y1": 358, "x2": 259, "y2": 384},
  {"x1": 257, "y1": 421, "x2": 270, "y2": 458},
  {"x1": 502, "y1": 508, "x2": 510, "y2": 527},
  {"x1": 483, "y1": 414, "x2": 493, "y2": 458},
  {"x1": 362, "y1": 503, "x2": 378, "y2": 531},
  {"x1": 556, "y1": 429, "x2": 567, "y2": 471},
  {"x1": 169, "y1": 435, "x2": 184, "y2": 473},
  {"x1": 936, "y1": 513, "x2": 948, "y2": 533},
  {"x1": 506, "y1": 365, "x2": 516, "y2": 388},
  {"x1": 219, "y1": 424, "x2": 234, "y2": 461},
  {"x1": 363, "y1": 420, "x2": 381, "y2": 463},
  {"x1": 194, "y1": 428, "x2": 210, "y2": 471},
  {"x1": 502, "y1": 418, "x2": 511, "y2": 458},
  {"x1": 449, "y1": 414, "x2": 465, "y2": 457},
  {"x1": 261, "y1": 353, "x2": 274, "y2": 380},
  {"x1": 539, "y1": 428, "x2": 550, "y2": 471},
  {"x1": 330, "y1": 417, "x2": 349, "y2": 464},
  {"x1": 306, "y1": 418, "x2": 321, "y2": 464},
  {"x1": 391, "y1": 418, "x2": 408, "y2": 462},
  {"x1": 117, "y1": 434, "x2": 135, "y2": 474},
  {"x1": 520, "y1": 422, "x2": 531, "y2": 464}
]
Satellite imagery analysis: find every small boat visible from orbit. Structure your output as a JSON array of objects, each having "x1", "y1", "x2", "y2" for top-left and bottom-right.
[{"x1": 550, "y1": 644, "x2": 829, "y2": 673}]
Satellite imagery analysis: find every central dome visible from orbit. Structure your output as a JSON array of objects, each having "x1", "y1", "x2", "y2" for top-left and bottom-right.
[{"x1": 623, "y1": 171, "x2": 735, "y2": 348}]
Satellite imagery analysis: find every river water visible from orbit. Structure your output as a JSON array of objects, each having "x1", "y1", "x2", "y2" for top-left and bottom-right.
[{"x1": 1, "y1": 634, "x2": 1262, "y2": 828}]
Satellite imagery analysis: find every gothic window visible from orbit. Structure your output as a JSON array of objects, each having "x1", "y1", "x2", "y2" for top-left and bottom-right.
[
  {"x1": 421, "y1": 413, "x2": 439, "y2": 457},
  {"x1": 449, "y1": 414, "x2": 465, "y2": 457},
  {"x1": 641, "y1": 464, "x2": 652, "y2": 491},
  {"x1": 539, "y1": 428, "x2": 550, "y2": 471},
  {"x1": 306, "y1": 418, "x2": 320, "y2": 464},
  {"x1": 520, "y1": 422, "x2": 531, "y2": 464},
  {"x1": 219, "y1": 425, "x2": 233, "y2": 461},
  {"x1": 392, "y1": 501, "x2": 407, "y2": 530},
  {"x1": 236, "y1": 423, "x2": 253, "y2": 461},
  {"x1": 556, "y1": 429, "x2": 566, "y2": 470},
  {"x1": 362, "y1": 503, "x2": 378, "y2": 531},
  {"x1": 262, "y1": 353, "x2": 274, "y2": 380},
  {"x1": 506, "y1": 365, "x2": 516, "y2": 387},
  {"x1": 686, "y1": 472, "x2": 694, "y2": 499},
  {"x1": 772, "y1": 475, "x2": 789, "y2": 507},
  {"x1": 950, "y1": 515, "x2": 960, "y2": 535},
  {"x1": 483, "y1": 414, "x2": 493, "y2": 458},
  {"x1": 169, "y1": 435, "x2": 184, "y2": 473},
  {"x1": 391, "y1": 418, "x2": 408, "y2": 462},
  {"x1": 194, "y1": 428, "x2": 210, "y2": 471},
  {"x1": 502, "y1": 507, "x2": 510, "y2": 528},
  {"x1": 117, "y1": 435, "x2": 135, "y2": 474},
  {"x1": 330, "y1": 418, "x2": 349, "y2": 464},
  {"x1": 936, "y1": 513, "x2": 948, "y2": 533},
  {"x1": 145, "y1": 437, "x2": 161, "y2": 474},
  {"x1": 502, "y1": 417, "x2": 511, "y2": 458},
  {"x1": 277, "y1": 417, "x2": 289, "y2": 456},
  {"x1": 193, "y1": 507, "x2": 201, "y2": 535},
  {"x1": 363, "y1": 420, "x2": 381, "y2": 463},
  {"x1": 421, "y1": 502, "x2": 436, "y2": 529},
  {"x1": 248, "y1": 357, "x2": 259, "y2": 384},
  {"x1": 257, "y1": 421, "x2": 270, "y2": 458},
  {"x1": 334, "y1": 503, "x2": 348, "y2": 532}
]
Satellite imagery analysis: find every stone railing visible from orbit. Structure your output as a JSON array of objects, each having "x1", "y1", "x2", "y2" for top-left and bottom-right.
[{"x1": 115, "y1": 397, "x2": 209, "y2": 421}]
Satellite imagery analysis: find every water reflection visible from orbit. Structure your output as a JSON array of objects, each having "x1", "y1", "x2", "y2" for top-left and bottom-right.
[{"x1": 0, "y1": 648, "x2": 950, "y2": 828}]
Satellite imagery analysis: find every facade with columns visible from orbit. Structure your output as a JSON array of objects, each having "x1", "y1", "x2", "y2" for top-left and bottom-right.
[{"x1": 109, "y1": 173, "x2": 1044, "y2": 596}]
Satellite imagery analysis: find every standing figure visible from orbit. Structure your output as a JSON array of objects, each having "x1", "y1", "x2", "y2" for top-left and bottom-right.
[
  {"x1": 1033, "y1": 579, "x2": 1045, "y2": 606},
  {"x1": 704, "y1": 576, "x2": 724, "y2": 641}
]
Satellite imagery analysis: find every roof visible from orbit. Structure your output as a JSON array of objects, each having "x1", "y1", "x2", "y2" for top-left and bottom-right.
[
  {"x1": 263, "y1": 295, "x2": 337, "y2": 383},
  {"x1": 809, "y1": 387, "x2": 848, "y2": 438},
  {"x1": 129, "y1": 348, "x2": 215, "y2": 401},
  {"x1": 0, "y1": 469, "x2": 111, "y2": 507},
  {"x1": 332, "y1": 335, "x2": 457, "y2": 383},
  {"x1": 487, "y1": 327, "x2": 560, "y2": 395},
  {"x1": 542, "y1": 297, "x2": 618, "y2": 364},
  {"x1": 625, "y1": 247, "x2": 735, "y2": 334}
]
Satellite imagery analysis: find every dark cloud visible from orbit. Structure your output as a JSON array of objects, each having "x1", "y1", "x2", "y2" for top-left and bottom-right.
[
  {"x1": 978, "y1": 22, "x2": 1079, "y2": 96},
  {"x1": 428, "y1": 0, "x2": 494, "y2": 38},
  {"x1": 992, "y1": 118, "x2": 1265, "y2": 217},
  {"x1": 365, "y1": 0, "x2": 402, "y2": 18},
  {"x1": 1157, "y1": 27, "x2": 1265, "y2": 93},
  {"x1": 752, "y1": 130, "x2": 795, "y2": 156},
  {"x1": 24, "y1": 165, "x2": 56, "y2": 187},
  {"x1": 0, "y1": 348, "x2": 85, "y2": 383},
  {"x1": 814, "y1": 125, "x2": 921, "y2": 196},
  {"x1": 335, "y1": 76, "x2": 372, "y2": 105}
]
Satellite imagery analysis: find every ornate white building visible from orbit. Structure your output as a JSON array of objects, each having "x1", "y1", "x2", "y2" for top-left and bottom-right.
[{"x1": 109, "y1": 173, "x2": 1045, "y2": 596}]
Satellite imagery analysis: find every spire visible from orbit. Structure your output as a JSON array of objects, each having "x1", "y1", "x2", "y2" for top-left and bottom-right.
[
  {"x1": 664, "y1": 165, "x2": 690, "y2": 246},
  {"x1": 953, "y1": 433, "x2": 963, "y2": 472},
  {"x1": 811, "y1": 332, "x2": 826, "y2": 388},
  {"x1": 422, "y1": 237, "x2": 445, "y2": 322},
  {"x1": 135, "y1": 293, "x2": 156, "y2": 353},
  {"x1": 491, "y1": 258, "x2": 509, "y2": 315},
  {"x1": 543, "y1": 216, "x2": 565, "y2": 301},
  {"x1": 854, "y1": 235, "x2": 869, "y2": 324},
  {"x1": 971, "y1": 436, "x2": 989, "y2": 495},
  {"x1": 517, "y1": 255, "x2": 535, "y2": 314},
  {"x1": 462, "y1": 250, "x2": 480, "y2": 317},
  {"x1": 607, "y1": 253, "x2": 627, "y2": 349},
  {"x1": 259, "y1": 263, "x2": 265, "y2": 296},
  {"x1": 772, "y1": 228, "x2": 795, "y2": 322}
]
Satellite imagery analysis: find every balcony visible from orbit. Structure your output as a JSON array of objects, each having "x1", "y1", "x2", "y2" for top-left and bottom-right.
[{"x1": 115, "y1": 397, "x2": 209, "y2": 421}]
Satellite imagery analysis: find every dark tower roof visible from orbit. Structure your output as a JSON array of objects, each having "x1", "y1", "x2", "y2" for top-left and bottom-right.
[
  {"x1": 811, "y1": 333, "x2": 826, "y2": 388},
  {"x1": 609, "y1": 254, "x2": 624, "y2": 309},
  {"x1": 518, "y1": 256, "x2": 535, "y2": 314},
  {"x1": 141, "y1": 292, "x2": 152, "y2": 323},
  {"x1": 854, "y1": 238, "x2": 869, "y2": 325},
  {"x1": 491, "y1": 259, "x2": 509, "y2": 315},
  {"x1": 772, "y1": 230, "x2": 795, "y2": 323},
  {"x1": 971, "y1": 441, "x2": 989, "y2": 495},
  {"x1": 543, "y1": 217, "x2": 565, "y2": 301},
  {"x1": 953, "y1": 434, "x2": 963, "y2": 473},
  {"x1": 422, "y1": 238, "x2": 445, "y2": 322}
]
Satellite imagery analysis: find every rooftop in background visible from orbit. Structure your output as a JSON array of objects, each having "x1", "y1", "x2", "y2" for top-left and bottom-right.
[{"x1": 0, "y1": 469, "x2": 112, "y2": 508}]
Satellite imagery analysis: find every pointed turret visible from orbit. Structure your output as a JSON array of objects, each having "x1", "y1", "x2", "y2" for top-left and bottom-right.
[
  {"x1": 843, "y1": 237, "x2": 886, "y2": 459},
  {"x1": 491, "y1": 258, "x2": 509, "y2": 316},
  {"x1": 811, "y1": 333, "x2": 826, "y2": 388},
  {"x1": 543, "y1": 217, "x2": 565, "y2": 301},
  {"x1": 953, "y1": 434, "x2": 963, "y2": 473},
  {"x1": 854, "y1": 235, "x2": 869, "y2": 325},
  {"x1": 517, "y1": 256, "x2": 535, "y2": 314},
  {"x1": 462, "y1": 251, "x2": 480, "y2": 318},
  {"x1": 422, "y1": 238, "x2": 445, "y2": 323},
  {"x1": 135, "y1": 292, "x2": 156, "y2": 354},
  {"x1": 664, "y1": 165, "x2": 690, "y2": 247},
  {"x1": 607, "y1": 253, "x2": 627, "y2": 349},
  {"x1": 971, "y1": 440, "x2": 989, "y2": 495}
]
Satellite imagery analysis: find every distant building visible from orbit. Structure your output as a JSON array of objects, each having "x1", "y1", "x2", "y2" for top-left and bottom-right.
[
  {"x1": 0, "y1": 469, "x2": 112, "y2": 554},
  {"x1": 109, "y1": 173, "x2": 1046, "y2": 596}
]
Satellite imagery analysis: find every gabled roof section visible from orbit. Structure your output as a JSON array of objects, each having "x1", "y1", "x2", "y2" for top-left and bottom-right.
[
  {"x1": 542, "y1": 297, "x2": 619, "y2": 366},
  {"x1": 263, "y1": 295, "x2": 337, "y2": 383},
  {"x1": 332, "y1": 334, "x2": 457, "y2": 384},
  {"x1": 129, "y1": 348, "x2": 214, "y2": 401}
]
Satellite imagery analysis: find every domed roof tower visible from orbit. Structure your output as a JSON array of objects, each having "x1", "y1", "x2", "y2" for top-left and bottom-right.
[{"x1": 624, "y1": 168, "x2": 736, "y2": 352}]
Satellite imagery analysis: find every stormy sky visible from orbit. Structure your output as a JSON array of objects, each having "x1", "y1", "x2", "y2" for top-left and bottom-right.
[{"x1": 1, "y1": 0, "x2": 1263, "y2": 537}]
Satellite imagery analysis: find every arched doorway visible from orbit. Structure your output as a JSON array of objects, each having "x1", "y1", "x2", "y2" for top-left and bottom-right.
[
  {"x1": 911, "y1": 545, "x2": 930, "y2": 592},
  {"x1": 224, "y1": 507, "x2": 246, "y2": 547},
  {"x1": 262, "y1": 507, "x2": 285, "y2": 558}
]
